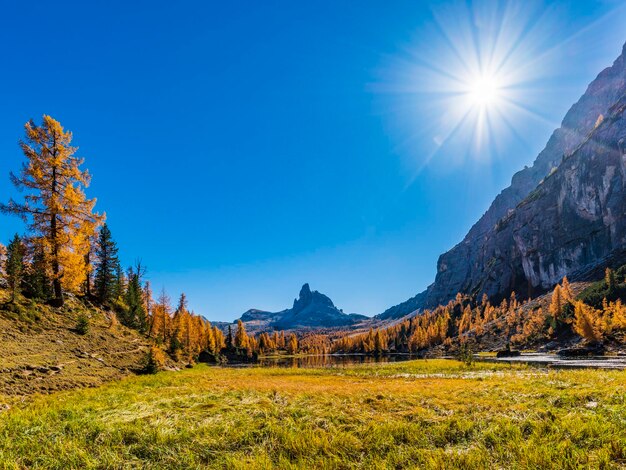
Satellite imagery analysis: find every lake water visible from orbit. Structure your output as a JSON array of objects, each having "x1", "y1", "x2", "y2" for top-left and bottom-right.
[
  {"x1": 224, "y1": 352, "x2": 626, "y2": 369},
  {"x1": 254, "y1": 353, "x2": 420, "y2": 368},
  {"x1": 478, "y1": 353, "x2": 626, "y2": 370}
]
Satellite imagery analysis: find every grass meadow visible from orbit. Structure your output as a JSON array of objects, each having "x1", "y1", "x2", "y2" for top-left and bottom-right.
[{"x1": 0, "y1": 360, "x2": 625, "y2": 469}]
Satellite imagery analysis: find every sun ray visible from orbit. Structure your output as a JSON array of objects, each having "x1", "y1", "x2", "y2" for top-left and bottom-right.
[{"x1": 372, "y1": 0, "x2": 626, "y2": 179}]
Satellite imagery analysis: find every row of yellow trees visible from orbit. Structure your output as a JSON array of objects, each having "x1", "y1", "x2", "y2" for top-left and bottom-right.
[
  {"x1": 331, "y1": 273, "x2": 626, "y2": 354},
  {"x1": 143, "y1": 289, "x2": 300, "y2": 361},
  {"x1": 229, "y1": 320, "x2": 299, "y2": 357},
  {"x1": 0, "y1": 115, "x2": 303, "y2": 365}
]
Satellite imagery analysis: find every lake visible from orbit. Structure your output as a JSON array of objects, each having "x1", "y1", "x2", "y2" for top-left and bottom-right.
[
  {"x1": 477, "y1": 352, "x2": 626, "y2": 369},
  {"x1": 225, "y1": 352, "x2": 626, "y2": 369}
]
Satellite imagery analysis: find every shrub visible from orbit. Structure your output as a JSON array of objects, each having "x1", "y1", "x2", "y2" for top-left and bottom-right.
[
  {"x1": 75, "y1": 313, "x2": 90, "y2": 335},
  {"x1": 456, "y1": 342, "x2": 475, "y2": 367},
  {"x1": 143, "y1": 346, "x2": 165, "y2": 374}
]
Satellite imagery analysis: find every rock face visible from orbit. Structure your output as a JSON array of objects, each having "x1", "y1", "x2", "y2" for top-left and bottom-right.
[
  {"x1": 376, "y1": 291, "x2": 426, "y2": 320},
  {"x1": 381, "y1": 42, "x2": 626, "y2": 317},
  {"x1": 475, "y1": 95, "x2": 626, "y2": 297},
  {"x1": 237, "y1": 283, "x2": 368, "y2": 331},
  {"x1": 240, "y1": 309, "x2": 274, "y2": 322}
]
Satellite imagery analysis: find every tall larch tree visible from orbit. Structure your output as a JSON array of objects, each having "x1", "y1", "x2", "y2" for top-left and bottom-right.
[
  {"x1": 1, "y1": 116, "x2": 104, "y2": 306},
  {"x1": 213, "y1": 326, "x2": 225, "y2": 352},
  {"x1": 561, "y1": 276, "x2": 574, "y2": 302},
  {"x1": 573, "y1": 301, "x2": 601, "y2": 343},
  {"x1": 170, "y1": 293, "x2": 191, "y2": 357},
  {"x1": 549, "y1": 285, "x2": 564, "y2": 323},
  {"x1": 234, "y1": 319, "x2": 250, "y2": 349},
  {"x1": 150, "y1": 288, "x2": 172, "y2": 344},
  {"x1": 287, "y1": 334, "x2": 298, "y2": 354},
  {"x1": 605, "y1": 268, "x2": 617, "y2": 294}
]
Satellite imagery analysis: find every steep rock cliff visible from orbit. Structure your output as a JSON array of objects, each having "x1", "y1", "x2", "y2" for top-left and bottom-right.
[
  {"x1": 424, "y1": 44, "x2": 626, "y2": 307},
  {"x1": 379, "y1": 42, "x2": 626, "y2": 318}
]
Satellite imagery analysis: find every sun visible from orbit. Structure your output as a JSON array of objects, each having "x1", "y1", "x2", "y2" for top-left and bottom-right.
[
  {"x1": 374, "y1": 0, "x2": 572, "y2": 170},
  {"x1": 467, "y1": 75, "x2": 501, "y2": 108}
]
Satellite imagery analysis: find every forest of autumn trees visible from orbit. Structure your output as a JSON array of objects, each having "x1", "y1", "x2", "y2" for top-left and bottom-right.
[
  {"x1": 332, "y1": 272, "x2": 626, "y2": 355},
  {"x1": 0, "y1": 116, "x2": 302, "y2": 367}
]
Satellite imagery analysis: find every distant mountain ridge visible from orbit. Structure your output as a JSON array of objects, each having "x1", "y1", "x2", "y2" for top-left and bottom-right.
[
  {"x1": 379, "y1": 41, "x2": 626, "y2": 319},
  {"x1": 237, "y1": 283, "x2": 369, "y2": 331}
]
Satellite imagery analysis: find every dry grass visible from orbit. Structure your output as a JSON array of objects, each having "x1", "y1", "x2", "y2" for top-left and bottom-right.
[
  {"x1": 0, "y1": 293, "x2": 150, "y2": 396},
  {"x1": 0, "y1": 360, "x2": 625, "y2": 469}
]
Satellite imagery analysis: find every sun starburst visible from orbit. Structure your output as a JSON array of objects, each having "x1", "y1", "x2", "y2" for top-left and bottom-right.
[{"x1": 372, "y1": 0, "x2": 584, "y2": 173}]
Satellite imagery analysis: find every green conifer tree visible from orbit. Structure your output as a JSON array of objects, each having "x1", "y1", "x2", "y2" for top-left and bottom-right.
[
  {"x1": 112, "y1": 261, "x2": 124, "y2": 301},
  {"x1": 226, "y1": 325, "x2": 234, "y2": 350},
  {"x1": 5, "y1": 234, "x2": 25, "y2": 301},
  {"x1": 22, "y1": 241, "x2": 51, "y2": 301},
  {"x1": 123, "y1": 266, "x2": 147, "y2": 331},
  {"x1": 94, "y1": 224, "x2": 119, "y2": 304}
]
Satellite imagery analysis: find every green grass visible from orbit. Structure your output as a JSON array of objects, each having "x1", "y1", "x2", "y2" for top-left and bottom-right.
[{"x1": 0, "y1": 360, "x2": 625, "y2": 469}]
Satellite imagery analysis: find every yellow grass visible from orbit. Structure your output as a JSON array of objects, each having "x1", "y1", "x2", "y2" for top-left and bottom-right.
[{"x1": 0, "y1": 360, "x2": 625, "y2": 469}]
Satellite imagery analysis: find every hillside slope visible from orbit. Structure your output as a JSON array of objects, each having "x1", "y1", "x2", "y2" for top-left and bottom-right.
[{"x1": 0, "y1": 292, "x2": 155, "y2": 397}]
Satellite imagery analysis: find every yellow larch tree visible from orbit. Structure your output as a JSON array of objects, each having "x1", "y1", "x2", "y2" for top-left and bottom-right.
[
  {"x1": 561, "y1": 276, "x2": 574, "y2": 303},
  {"x1": 610, "y1": 299, "x2": 626, "y2": 330},
  {"x1": 457, "y1": 305, "x2": 473, "y2": 335},
  {"x1": 573, "y1": 301, "x2": 601, "y2": 343},
  {"x1": 287, "y1": 334, "x2": 298, "y2": 354},
  {"x1": 234, "y1": 319, "x2": 250, "y2": 349},
  {"x1": 1, "y1": 116, "x2": 104, "y2": 306},
  {"x1": 150, "y1": 289, "x2": 172, "y2": 344},
  {"x1": 549, "y1": 285, "x2": 564, "y2": 323},
  {"x1": 213, "y1": 326, "x2": 225, "y2": 352}
]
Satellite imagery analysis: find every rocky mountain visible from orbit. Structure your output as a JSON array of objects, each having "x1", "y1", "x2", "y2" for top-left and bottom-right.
[
  {"x1": 376, "y1": 291, "x2": 426, "y2": 321},
  {"x1": 237, "y1": 283, "x2": 369, "y2": 331},
  {"x1": 240, "y1": 309, "x2": 274, "y2": 322},
  {"x1": 381, "y1": 41, "x2": 626, "y2": 319}
]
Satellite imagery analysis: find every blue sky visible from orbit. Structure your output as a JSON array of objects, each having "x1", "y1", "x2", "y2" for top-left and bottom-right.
[{"x1": 1, "y1": 0, "x2": 626, "y2": 321}]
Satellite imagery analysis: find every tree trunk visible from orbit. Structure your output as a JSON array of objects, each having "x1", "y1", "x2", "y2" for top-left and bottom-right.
[
  {"x1": 50, "y1": 215, "x2": 63, "y2": 307},
  {"x1": 50, "y1": 165, "x2": 63, "y2": 307},
  {"x1": 84, "y1": 250, "x2": 92, "y2": 298}
]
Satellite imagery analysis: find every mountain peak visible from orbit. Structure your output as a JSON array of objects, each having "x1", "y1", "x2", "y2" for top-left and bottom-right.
[
  {"x1": 293, "y1": 283, "x2": 334, "y2": 312},
  {"x1": 238, "y1": 283, "x2": 366, "y2": 331},
  {"x1": 298, "y1": 283, "x2": 312, "y2": 301}
]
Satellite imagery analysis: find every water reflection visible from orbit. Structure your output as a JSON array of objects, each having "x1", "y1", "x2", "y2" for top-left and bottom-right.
[
  {"x1": 254, "y1": 354, "x2": 419, "y2": 368},
  {"x1": 478, "y1": 353, "x2": 626, "y2": 370}
]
